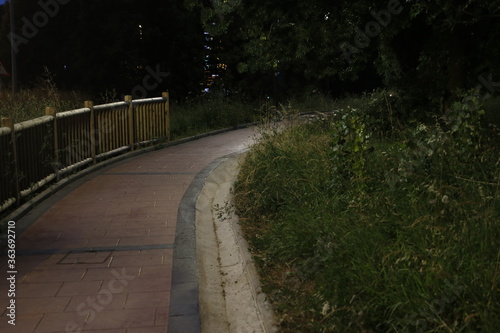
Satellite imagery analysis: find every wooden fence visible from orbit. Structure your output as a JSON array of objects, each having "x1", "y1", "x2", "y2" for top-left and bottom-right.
[{"x1": 0, "y1": 92, "x2": 169, "y2": 215}]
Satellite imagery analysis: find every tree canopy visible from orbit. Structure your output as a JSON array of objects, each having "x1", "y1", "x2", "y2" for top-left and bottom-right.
[
  {"x1": 0, "y1": 0, "x2": 499, "y2": 107},
  {"x1": 189, "y1": 0, "x2": 500, "y2": 110}
]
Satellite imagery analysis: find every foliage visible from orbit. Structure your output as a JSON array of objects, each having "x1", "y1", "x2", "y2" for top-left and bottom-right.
[
  {"x1": 234, "y1": 92, "x2": 500, "y2": 332},
  {"x1": 188, "y1": 0, "x2": 500, "y2": 114}
]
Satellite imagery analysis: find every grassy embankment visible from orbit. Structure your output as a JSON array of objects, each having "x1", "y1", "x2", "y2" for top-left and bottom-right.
[{"x1": 234, "y1": 91, "x2": 500, "y2": 332}]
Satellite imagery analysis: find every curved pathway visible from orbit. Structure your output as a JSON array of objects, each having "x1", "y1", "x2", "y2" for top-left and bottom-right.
[{"x1": 0, "y1": 127, "x2": 257, "y2": 333}]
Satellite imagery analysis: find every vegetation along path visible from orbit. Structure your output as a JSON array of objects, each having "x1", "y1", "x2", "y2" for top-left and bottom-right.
[{"x1": 234, "y1": 104, "x2": 500, "y2": 332}]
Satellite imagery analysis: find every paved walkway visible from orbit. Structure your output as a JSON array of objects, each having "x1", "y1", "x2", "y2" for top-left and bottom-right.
[{"x1": 0, "y1": 127, "x2": 257, "y2": 333}]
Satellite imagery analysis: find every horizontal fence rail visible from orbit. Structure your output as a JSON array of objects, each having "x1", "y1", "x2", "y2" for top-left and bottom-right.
[{"x1": 0, "y1": 92, "x2": 169, "y2": 216}]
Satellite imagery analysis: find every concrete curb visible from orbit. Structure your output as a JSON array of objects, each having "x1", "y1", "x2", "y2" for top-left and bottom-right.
[
  {"x1": 168, "y1": 152, "x2": 244, "y2": 332},
  {"x1": 182, "y1": 151, "x2": 277, "y2": 333}
]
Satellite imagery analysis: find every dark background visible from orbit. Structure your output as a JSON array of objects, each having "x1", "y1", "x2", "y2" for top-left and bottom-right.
[{"x1": 0, "y1": 0, "x2": 499, "y2": 112}]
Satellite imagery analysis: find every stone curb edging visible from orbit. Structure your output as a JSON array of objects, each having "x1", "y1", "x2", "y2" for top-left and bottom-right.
[
  {"x1": 195, "y1": 152, "x2": 277, "y2": 333},
  {"x1": 169, "y1": 150, "x2": 277, "y2": 333},
  {"x1": 168, "y1": 151, "x2": 246, "y2": 332}
]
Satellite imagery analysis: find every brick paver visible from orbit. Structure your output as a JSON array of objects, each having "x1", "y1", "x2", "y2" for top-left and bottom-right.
[{"x1": 0, "y1": 128, "x2": 256, "y2": 333}]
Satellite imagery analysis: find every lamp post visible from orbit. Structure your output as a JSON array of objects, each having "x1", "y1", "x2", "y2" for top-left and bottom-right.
[{"x1": 9, "y1": 0, "x2": 18, "y2": 94}]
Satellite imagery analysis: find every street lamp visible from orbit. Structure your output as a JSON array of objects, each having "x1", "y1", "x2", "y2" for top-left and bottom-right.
[{"x1": 9, "y1": 0, "x2": 18, "y2": 93}]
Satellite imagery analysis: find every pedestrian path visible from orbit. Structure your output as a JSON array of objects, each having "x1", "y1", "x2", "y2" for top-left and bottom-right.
[{"x1": 0, "y1": 127, "x2": 257, "y2": 333}]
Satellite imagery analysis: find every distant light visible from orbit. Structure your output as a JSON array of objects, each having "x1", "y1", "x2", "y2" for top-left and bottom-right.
[{"x1": 138, "y1": 24, "x2": 143, "y2": 40}]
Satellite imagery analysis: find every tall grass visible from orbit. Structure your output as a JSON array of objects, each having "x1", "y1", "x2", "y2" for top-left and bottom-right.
[
  {"x1": 0, "y1": 70, "x2": 87, "y2": 123},
  {"x1": 234, "y1": 91, "x2": 500, "y2": 332},
  {"x1": 0, "y1": 89, "x2": 85, "y2": 123}
]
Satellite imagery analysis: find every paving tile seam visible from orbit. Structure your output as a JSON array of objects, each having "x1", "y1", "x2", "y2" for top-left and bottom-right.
[{"x1": 16, "y1": 244, "x2": 175, "y2": 256}]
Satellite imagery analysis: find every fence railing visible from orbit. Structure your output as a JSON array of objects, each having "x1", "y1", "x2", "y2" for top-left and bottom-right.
[{"x1": 0, "y1": 92, "x2": 170, "y2": 215}]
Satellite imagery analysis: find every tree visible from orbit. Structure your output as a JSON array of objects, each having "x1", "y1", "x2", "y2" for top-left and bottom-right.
[
  {"x1": 188, "y1": 0, "x2": 392, "y2": 98},
  {"x1": 379, "y1": 0, "x2": 500, "y2": 113},
  {"x1": 189, "y1": 0, "x2": 500, "y2": 113}
]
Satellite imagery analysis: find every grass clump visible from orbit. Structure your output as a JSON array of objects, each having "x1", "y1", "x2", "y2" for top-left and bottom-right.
[{"x1": 234, "y1": 91, "x2": 500, "y2": 332}]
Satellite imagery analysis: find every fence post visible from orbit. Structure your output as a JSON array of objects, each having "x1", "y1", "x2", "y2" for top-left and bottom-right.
[
  {"x1": 162, "y1": 91, "x2": 170, "y2": 141},
  {"x1": 45, "y1": 107, "x2": 60, "y2": 180},
  {"x1": 2, "y1": 117, "x2": 20, "y2": 207},
  {"x1": 125, "y1": 95, "x2": 135, "y2": 151},
  {"x1": 84, "y1": 101, "x2": 96, "y2": 164}
]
